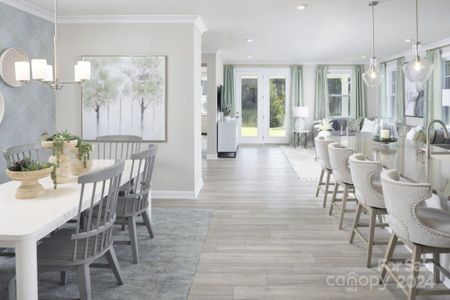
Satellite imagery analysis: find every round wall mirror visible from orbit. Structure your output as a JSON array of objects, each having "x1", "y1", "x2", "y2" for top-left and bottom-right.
[
  {"x1": 0, "y1": 48, "x2": 29, "y2": 87},
  {"x1": 0, "y1": 91, "x2": 5, "y2": 124}
]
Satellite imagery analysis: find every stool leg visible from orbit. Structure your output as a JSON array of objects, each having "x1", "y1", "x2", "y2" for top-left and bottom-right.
[
  {"x1": 366, "y1": 209, "x2": 376, "y2": 268},
  {"x1": 315, "y1": 169, "x2": 325, "y2": 197},
  {"x1": 380, "y1": 233, "x2": 398, "y2": 282},
  {"x1": 433, "y1": 252, "x2": 441, "y2": 284},
  {"x1": 349, "y1": 203, "x2": 363, "y2": 244},
  {"x1": 338, "y1": 184, "x2": 348, "y2": 230},
  {"x1": 323, "y1": 171, "x2": 331, "y2": 208},
  {"x1": 329, "y1": 182, "x2": 339, "y2": 216},
  {"x1": 408, "y1": 245, "x2": 422, "y2": 300}
]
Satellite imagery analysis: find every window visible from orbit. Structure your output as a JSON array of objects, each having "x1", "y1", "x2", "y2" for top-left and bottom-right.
[
  {"x1": 327, "y1": 71, "x2": 351, "y2": 117},
  {"x1": 386, "y1": 66, "x2": 397, "y2": 118},
  {"x1": 445, "y1": 60, "x2": 450, "y2": 89},
  {"x1": 201, "y1": 67, "x2": 207, "y2": 115},
  {"x1": 443, "y1": 59, "x2": 450, "y2": 122}
]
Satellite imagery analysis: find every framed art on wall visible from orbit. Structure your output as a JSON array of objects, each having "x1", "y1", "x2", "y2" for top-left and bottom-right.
[
  {"x1": 404, "y1": 77, "x2": 424, "y2": 118},
  {"x1": 81, "y1": 56, "x2": 167, "y2": 141}
]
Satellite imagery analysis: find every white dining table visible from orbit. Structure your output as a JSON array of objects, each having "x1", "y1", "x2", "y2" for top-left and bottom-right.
[{"x1": 0, "y1": 160, "x2": 134, "y2": 300}]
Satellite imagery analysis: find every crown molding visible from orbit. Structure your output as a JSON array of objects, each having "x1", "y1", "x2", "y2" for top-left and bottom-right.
[
  {"x1": 58, "y1": 15, "x2": 208, "y2": 33},
  {"x1": 0, "y1": 1, "x2": 208, "y2": 33},
  {"x1": 381, "y1": 37, "x2": 450, "y2": 63},
  {"x1": 0, "y1": 0, "x2": 53, "y2": 21}
]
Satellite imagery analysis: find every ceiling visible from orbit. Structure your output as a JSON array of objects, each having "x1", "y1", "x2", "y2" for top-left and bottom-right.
[{"x1": 21, "y1": 0, "x2": 450, "y2": 64}]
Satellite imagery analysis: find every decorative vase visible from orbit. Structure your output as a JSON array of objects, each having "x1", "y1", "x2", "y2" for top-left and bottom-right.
[
  {"x1": 318, "y1": 130, "x2": 332, "y2": 138},
  {"x1": 70, "y1": 159, "x2": 92, "y2": 176},
  {"x1": 372, "y1": 118, "x2": 398, "y2": 145},
  {"x1": 6, "y1": 167, "x2": 53, "y2": 199},
  {"x1": 41, "y1": 140, "x2": 78, "y2": 184}
]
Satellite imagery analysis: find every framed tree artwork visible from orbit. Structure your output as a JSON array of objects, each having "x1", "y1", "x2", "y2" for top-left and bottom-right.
[
  {"x1": 81, "y1": 56, "x2": 167, "y2": 141},
  {"x1": 404, "y1": 77, "x2": 424, "y2": 118}
]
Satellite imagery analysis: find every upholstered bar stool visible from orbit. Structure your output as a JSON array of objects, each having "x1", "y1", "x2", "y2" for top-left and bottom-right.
[
  {"x1": 328, "y1": 143, "x2": 357, "y2": 229},
  {"x1": 348, "y1": 153, "x2": 390, "y2": 267},
  {"x1": 380, "y1": 169, "x2": 450, "y2": 300},
  {"x1": 314, "y1": 137, "x2": 335, "y2": 208}
]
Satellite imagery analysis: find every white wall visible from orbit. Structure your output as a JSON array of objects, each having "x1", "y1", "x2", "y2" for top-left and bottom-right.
[
  {"x1": 201, "y1": 52, "x2": 224, "y2": 158},
  {"x1": 55, "y1": 23, "x2": 203, "y2": 197}
]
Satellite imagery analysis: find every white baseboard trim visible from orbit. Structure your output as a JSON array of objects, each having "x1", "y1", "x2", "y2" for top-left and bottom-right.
[
  {"x1": 151, "y1": 179, "x2": 204, "y2": 200},
  {"x1": 194, "y1": 179, "x2": 204, "y2": 198},
  {"x1": 206, "y1": 154, "x2": 218, "y2": 160}
]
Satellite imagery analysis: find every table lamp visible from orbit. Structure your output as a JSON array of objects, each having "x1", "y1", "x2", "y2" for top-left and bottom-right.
[{"x1": 293, "y1": 106, "x2": 309, "y2": 132}]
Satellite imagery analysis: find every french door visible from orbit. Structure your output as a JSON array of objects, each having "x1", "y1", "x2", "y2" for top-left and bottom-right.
[{"x1": 235, "y1": 68, "x2": 290, "y2": 144}]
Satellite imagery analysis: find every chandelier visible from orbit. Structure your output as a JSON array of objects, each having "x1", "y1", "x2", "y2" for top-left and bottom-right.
[{"x1": 14, "y1": 0, "x2": 90, "y2": 90}]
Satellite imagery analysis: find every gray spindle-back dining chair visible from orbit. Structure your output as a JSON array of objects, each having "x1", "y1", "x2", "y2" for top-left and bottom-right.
[
  {"x1": 115, "y1": 145, "x2": 157, "y2": 264},
  {"x1": 94, "y1": 135, "x2": 143, "y2": 160},
  {"x1": 37, "y1": 161, "x2": 125, "y2": 300},
  {"x1": 3, "y1": 143, "x2": 45, "y2": 166}
]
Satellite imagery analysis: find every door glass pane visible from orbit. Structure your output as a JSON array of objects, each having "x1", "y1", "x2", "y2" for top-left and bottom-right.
[
  {"x1": 269, "y1": 78, "x2": 286, "y2": 137},
  {"x1": 241, "y1": 77, "x2": 258, "y2": 137}
]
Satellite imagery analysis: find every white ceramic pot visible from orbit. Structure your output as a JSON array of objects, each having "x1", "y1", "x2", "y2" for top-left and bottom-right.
[
  {"x1": 41, "y1": 140, "x2": 78, "y2": 184},
  {"x1": 318, "y1": 130, "x2": 332, "y2": 138},
  {"x1": 70, "y1": 159, "x2": 92, "y2": 176}
]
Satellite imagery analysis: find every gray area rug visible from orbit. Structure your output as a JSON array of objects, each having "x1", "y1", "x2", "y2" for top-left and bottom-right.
[{"x1": 0, "y1": 208, "x2": 212, "y2": 300}]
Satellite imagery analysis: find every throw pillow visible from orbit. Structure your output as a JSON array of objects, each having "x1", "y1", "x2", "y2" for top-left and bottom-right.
[{"x1": 360, "y1": 118, "x2": 376, "y2": 134}]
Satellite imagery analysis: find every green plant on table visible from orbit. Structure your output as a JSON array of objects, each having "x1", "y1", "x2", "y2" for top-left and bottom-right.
[
  {"x1": 42, "y1": 130, "x2": 80, "y2": 167},
  {"x1": 8, "y1": 158, "x2": 58, "y2": 189},
  {"x1": 75, "y1": 140, "x2": 93, "y2": 168}
]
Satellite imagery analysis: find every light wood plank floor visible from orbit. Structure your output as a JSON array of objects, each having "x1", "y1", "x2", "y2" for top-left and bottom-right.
[{"x1": 154, "y1": 145, "x2": 445, "y2": 300}]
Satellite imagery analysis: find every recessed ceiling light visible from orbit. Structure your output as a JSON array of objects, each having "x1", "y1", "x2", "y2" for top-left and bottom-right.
[
  {"x1": 246, "y1": 38, "x2": 253, "y2": 43},
  {"x1": 297, "y1": 4, "x2": 308, "y2": 10},
  {"x1": 405, "y1": 39, "x2": 412, "y2": 43},
  {"x1": 247, "y1": 55, "x2": 253, "y2": 59},
  {"x1": 362, "y1": 55, "x2": 367, "y2": 59}
]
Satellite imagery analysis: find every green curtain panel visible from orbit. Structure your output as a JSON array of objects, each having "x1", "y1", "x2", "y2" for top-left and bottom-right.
[
  {"x1": 379, "y1": 63, "x2": 387, "y2": 118},
  {"x1": 290, "y1": 66, "x2": 304, "y2": 107},
  {"x1": 424, "y1": 49, "x2": 442, "y2": 126},
  {"x1": 351, "y1": 65, "x2": 367, "y2": 119},
  {"x1": 314, "y1": 65, "x2": 329, "y2": 120},
  {"x1": 222, "y1": 65, "x2": 235, "y2": 114},
  {"x1": 290, "y1": 65, "x2": 304, "y2": 144},
  {"x1": 395, "y1": 57, "x2": 406, "y2": 123}
]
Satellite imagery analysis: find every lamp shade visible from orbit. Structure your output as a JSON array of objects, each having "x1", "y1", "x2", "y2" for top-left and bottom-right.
[
  {"x1": 31, "y1": 59, "x2": 47, "y2": 80},
  {"x1": 14, "y1": 61, "x2": 30, "y2": 81},
  {"x1": 75, "y1": 61, "x2": 91, "y2": 81},
  {"x1": 293, "y1": 106, "x2": 309, "y2": 118},
  {"x1": 443, "y1": 89, "x2": 450, "y2": 107}
]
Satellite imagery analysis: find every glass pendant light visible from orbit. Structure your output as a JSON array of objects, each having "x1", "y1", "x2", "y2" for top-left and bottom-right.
[
  {"x1": 402, "y1": 0, "x2": 433, "y2": 83},
  {"x1": 363, "y1": 1, "x2": 383, "y2": 87}
]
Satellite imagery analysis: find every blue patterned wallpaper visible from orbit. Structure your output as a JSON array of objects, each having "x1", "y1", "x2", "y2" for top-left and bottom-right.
[{"x1": 0, "y1": 3, "x2": 55, "y2": 182}]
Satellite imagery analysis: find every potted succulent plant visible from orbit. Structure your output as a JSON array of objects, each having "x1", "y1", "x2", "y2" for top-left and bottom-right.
[
  {"x1": 71, "y1": 140, "x2": 93, "y2": 176},
  {"x1": 41, "y1": 130, "x2": 79, "y2": 183},
  {"x1": 6, "y1": 158, "x2": 56, "y2": 199}
]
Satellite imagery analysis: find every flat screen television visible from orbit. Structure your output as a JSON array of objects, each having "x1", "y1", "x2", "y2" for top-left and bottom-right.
[{"x1": 217, "y1": 85, "x2": 223, "y2": 112}]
